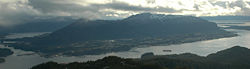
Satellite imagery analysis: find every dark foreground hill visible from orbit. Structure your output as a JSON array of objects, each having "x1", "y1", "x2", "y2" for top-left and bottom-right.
[
  {"x1": 31, "y1": 46, "x2": 250, "y2": 69},
  {"x1": 9, "y1": 13, "x2": 236, "y2": 56}
]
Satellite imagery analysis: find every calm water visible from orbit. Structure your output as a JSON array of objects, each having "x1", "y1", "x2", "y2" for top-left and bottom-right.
[{"x1": 1, "y1": 21, "x2": 250, "y2": 69}]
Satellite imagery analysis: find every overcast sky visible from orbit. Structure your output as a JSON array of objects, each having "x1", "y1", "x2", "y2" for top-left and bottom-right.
[{"x1": 0, "y1": 0, "x2": 250, "y2": 26}]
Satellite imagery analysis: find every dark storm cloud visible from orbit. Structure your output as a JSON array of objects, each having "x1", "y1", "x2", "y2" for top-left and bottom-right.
[
  {"x1": 28, "y1": 0, "x2": 177, "y2": 15},
  {"x1": 146, "y1": 0, "x2": 156, "y2": 4},
  {"x1": 211, "y1": 1, "x2": 227, "y2": 8},
  {"x1": 90, "y1": 1, "x2": 178, "y2": 13},
  {"x1": 28, "y1": 0, "x2": 98, "y2": 13},
  {"x1": 0, "y1": 0, "x2": 38, "y2": 27},
  {"x1": 207, "y1": 0, "x2": 250, "y2": 16},
  {"x1": 27, "y1": 0, "x2": 179, "y2": 20},
  {"x1": 226, "y1": 0, "x2": 250, "y2": 16}
]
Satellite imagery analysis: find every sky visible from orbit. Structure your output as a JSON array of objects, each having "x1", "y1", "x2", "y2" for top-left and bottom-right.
[{"x1": 0, "y1": 0, "x2": 250, "y2": 26}]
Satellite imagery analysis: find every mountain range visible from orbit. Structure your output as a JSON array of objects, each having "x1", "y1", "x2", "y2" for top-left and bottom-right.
[{"x1": 8, "y1": 13, "x2": 237, "y2": 56}]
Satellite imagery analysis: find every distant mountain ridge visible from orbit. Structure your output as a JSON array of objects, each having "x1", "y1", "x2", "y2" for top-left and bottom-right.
[
  {"x1": 201, "y1": 16, "x2": 250, "y2": 20},
  {"x1": 45, "y1": 13, "x2": 219, "y2": 43}
]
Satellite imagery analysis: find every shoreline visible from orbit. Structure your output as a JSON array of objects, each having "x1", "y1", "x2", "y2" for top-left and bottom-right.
[
  {"x1": 5, "y1": 31, "x2": 238, "y2": 57},
  {"x1": 0, "y1": 29, "x2": 247, "y2": 69}
]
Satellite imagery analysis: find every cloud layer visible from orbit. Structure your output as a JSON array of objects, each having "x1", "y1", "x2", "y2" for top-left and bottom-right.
[{"x1": 1, "y1": 0, "x2": 250, "y2": 26}]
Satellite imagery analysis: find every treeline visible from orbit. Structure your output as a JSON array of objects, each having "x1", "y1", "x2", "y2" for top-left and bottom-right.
[
  {"x1": 31, "y1": 56, "x2": 167, "y2": 69},
  {"x1": 32, "y1": 46, "x2": 250, "y2": 69}
]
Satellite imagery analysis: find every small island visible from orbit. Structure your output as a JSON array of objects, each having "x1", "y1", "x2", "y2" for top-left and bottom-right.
[{"x1": 0, "y1": 48, "x2": 14, "y2": 63}]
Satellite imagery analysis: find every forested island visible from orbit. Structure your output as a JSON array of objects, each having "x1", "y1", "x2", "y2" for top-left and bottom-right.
[
  {"x1": 31, "y1": 46, "x2": 250, "y2": 69},
  {"x1": 6, "y1": 13, "x2": 237, "y2": 57},
  {"x1": 0, "y1": 48, "x2": 13, "y2": 63}
]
